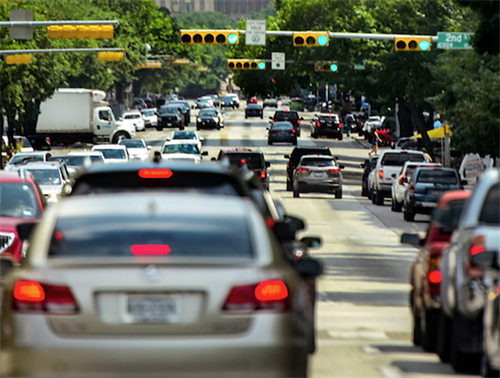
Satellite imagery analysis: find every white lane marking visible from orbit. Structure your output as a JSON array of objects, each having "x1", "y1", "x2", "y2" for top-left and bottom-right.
[
  {"x1": 381, "y1": 366, "x2": 401, "y2": 378},
  {"x1": 363, "y1": 346, "x2": 381, "y2": 354}
]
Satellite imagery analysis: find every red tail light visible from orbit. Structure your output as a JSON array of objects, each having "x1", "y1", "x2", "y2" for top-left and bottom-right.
[
  {"x1": 271, "y1": 130, "x2": 278, "y2": 134},
  {"x1": 131, "y1": 244, "x2": 171, "y2": 256},
  {"x1": 139, "y1": 168, "x2": 173, "y2": 179},
  {"x1": 291, "y1": 129, "x2": 296, "y2": 134},
  {"x1": 469, "y1": 235, "x2": 485, "y2": 256},
  {"x1": 260, "y1": 170, "x2": 266, "y2": 179},
  {"x1": 265, "y1": 218, "x2": 275, "y2": 228},
  {"x1": 378, "y1": 170, "x2": 384, "y2": 179},
  {"x1": 428, "y1": 270, "x2": 442, "y2": 284},
  {"x1": 13, "y1": 281, "x2": 78, "y2": 314},
  {"x1": 316, "y1": 121, "x2": 320, "y2": 127},
  {"x1": 223, "y1": 280, "x2": 289, "y2": 312},
  {"x1": 408, "y1": 182, "x2": 415, "y2": 192},
  {"x1": 329, "y1": 168, "x2": 340, "y2": 174},
  {"x1": 339, "y1": 122, "x2": 342, "y2": 128},
  {"x1": 399, "y1": 174, "x2": 406, "y2": 185},
  {"x1": 297, "y1": 120, "x2": 301, "y2": 125},
  {"x1": 271, "y1": 120, "x2": 275, "y2": 123},
  {"x1": 297, "y1": 168, "x2": 309, "y2": 172}
]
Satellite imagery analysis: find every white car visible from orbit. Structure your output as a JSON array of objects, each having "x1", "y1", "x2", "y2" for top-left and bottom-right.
[
  {"x1": 92, "y1": 144, "x2": 129, "y2": 164},
  {"x1": 161, "y1": 140, "x2": 208, "y2": 163},
  {"x1": 121, "y1": 110, "x2": 145, "y2": 132},
  {"x1": 390, "y1": 162, "x2": 440, "y2": 212},
  {"x1": 5, "y1": 151, "x2": 52, "y2": 170},
  {"x1": 118, "y1": 138, "x2": 151, "y2": 161},
  {"x1": 141, "y1": 108, "x2": 158, "y2": 128},
  {"x1": 363, "y1": 116, "x2": 384, "y2": 135},
  {"x1": 49, "y1": 151, "x2": 105, "y2": 177},
  {"x1": 167, "y1": 130, "x2": 204, "y2": 152}
]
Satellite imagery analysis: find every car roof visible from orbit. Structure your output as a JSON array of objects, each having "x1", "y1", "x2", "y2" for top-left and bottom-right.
[
  {"x1": 317, "y1": 113, "x2": 339, "y2": 117},
  {"x1": 223, "y1": 151, "x2": 263, "y2": 156},
  {"x1": 68, "y1": 151, "x2": 103, "y2": 156},
  {"x1": 123, "y1": 110, "x2": 141, "y2": 114},
  {"x1": 292, "y1": 146, "x2": 330, "y2": 151},
  {"x1": 16, "y1": 162, "x2": 62, "y2": 170},
  {"x1": 10, "y1": 151, "x2": 49, "y2": 157},
  {"x1": 300, "y1": 154, "x2": 334, "y2": 160},
  {"x1": 92, "y1": 144, "x2": 127, "y2": 150},
  {"x1": 163, "y1": 139, "x2": 198, "y2": 145},
  {"x1": 380, "y1": 149, "x2": 425, "y2": 156}
]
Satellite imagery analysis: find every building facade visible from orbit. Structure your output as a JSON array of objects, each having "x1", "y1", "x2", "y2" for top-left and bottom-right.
[{"x1": 155, "y1": 0, "x2": 272, "y2": 18}]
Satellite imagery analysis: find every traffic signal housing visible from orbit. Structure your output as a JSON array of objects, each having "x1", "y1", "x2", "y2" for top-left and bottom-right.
[
  {"x1": 47, "y1": 25, "x2": 114, "y2": 39},
  {"x1": 98, "y1": 52, "x2": 124, "y2": 62},
  {"x1": 180, "y1": 30, "x2": 239, "y2": 45},
  {"x1": 227, "y1": 59, "x2": 266, "y2": 70},
  {"x1": 314, "y1": 62, "x2": 338, "y2": 72},
  {"x1": 395, "y1": 37, "x2": 431, "y2": 51},
  {"x1": 293, "y1": 32, "x2": 329, "y2": 47},
  {"x1": 6, "y1": 54, "x2": 32, "y2": 65}
]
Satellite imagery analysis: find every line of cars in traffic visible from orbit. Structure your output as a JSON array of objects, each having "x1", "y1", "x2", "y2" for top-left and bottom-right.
[{"x1": 0, "y1": 134, "x2": 326, "y2": 377}]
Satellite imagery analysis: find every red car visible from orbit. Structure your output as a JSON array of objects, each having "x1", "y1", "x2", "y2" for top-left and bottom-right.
[
  {"x1": 401, "y1": 190, "x2": 471, "y2": 352},
  {"x1": 246, "y1": 96, "x2": 258, "y2": 104},
  {"x1": 0, "y1": 170, "x2": 45, "y2": 262}
]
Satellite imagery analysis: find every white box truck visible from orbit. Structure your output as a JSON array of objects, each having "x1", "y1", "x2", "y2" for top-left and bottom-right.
[{"x1": 30, "y1": 88, "x2": 136, "y2": 148}]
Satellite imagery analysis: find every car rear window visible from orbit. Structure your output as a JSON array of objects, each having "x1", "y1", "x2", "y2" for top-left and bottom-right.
[
  {"x1": 479, "y1": 184, "x2": 499, "y2": 225},
  {"x1": 275, "y1": 112, "x2": 299, "y2": 121},
  {"x1": 381, "y1": 153, "x2": 425, "y2": 166},
  {"x1": 9, "y1": 154, "x2": 44, "y2": 165},
  {"x1": 119, "y1": 140, "x2": 145, "y2": 148},
  {"x1": 0, "y1": 182, "x2": 41, "y2": 218},
  {"x1": 199, "y1": 110, "x2": 217, "y2": 117},
  {"x1": 225, "y1": 153, "x2": 264, "y2": 169},
  {"x1": 301, "y1": 158, "x2": 335, "y2": 167},
  {"x1": 27, "y1": 168, "x2": 61, "y2": 185},
  {"x1": 48, "y1": 215, "x2": 253, "y2": 258},
  {"x1": 95, "y1": 149, "x2": 127, "y2": 159},
  {"x1": 291, "y1": 149, "x2": 331, "y2": 165},
  {"x1": 272, "y1": 122, "x2": 293, "y2": 130},
  {"x1": 416, "y1": 169, "x2": 458, "y2": 184}
]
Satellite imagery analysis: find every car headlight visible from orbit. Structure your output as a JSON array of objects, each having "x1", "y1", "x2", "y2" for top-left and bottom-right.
[
  {"x1": 47, "y1": 193, "x2": 61, "y2": 203},
  {"x1": 197, "y1": 118, "x2": 201, "y2": 122},
  {"x1": 213, "y1": 117, "x2": 218, "y2": 121}
]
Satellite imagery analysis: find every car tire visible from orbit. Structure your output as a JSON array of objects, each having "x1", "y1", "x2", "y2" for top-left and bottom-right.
[
  {"x1": 368, "y1": 187, "x2": 373, "y2": 200},
  {"x1": 245, "y1": 115, "x2": 248, "y2": 119},
  {"x1": 196, "y1": 125, "x2": 200, "y2": 131},
  {"x1": 421, "y1": 309, "x2": 439, "y2": 352},
  {"x1": 312, "y1": 133, "x2": 318, "y2": 139},
  {"x1": 403, "y1": 206, "x2": 415, "y2": 222},
  {"x1": 335, "y1": 189, "x2": 342, "y2": 199},
  {"x1": 437, "y1": 311, "x2": 452, "y2": 363},
  {"x1": 293, "y1": 138, "x2": 298, "y2": 146},
  {"x1": 375, "y1": 189, "x2": 384, "y2": 205},
  {"x1": 394, "y1": 199, "x2": 402, "y2": 212},
  {"x1": 286, "y1": 178, "x2": 292, "y2": 192},
  {"x1": 391, "y1": 197, "x2": 396, "y2": 211},
  {"x1": 156, "y1": 126, "x2": 163, "y2": 131},
  {"x1": 217, "y1": 123, "x2": 221, "y2": 130},
  {"x1": 450, "y1": 312, "x2": 481, "y2": 373},
  {"x1": 413, "y1": 311, "x2": 422, "y2": 346},
  {"x1": 293, "y1": 190, "x2": 300, "y2": 198},
  {"x1": 338, "y1": 133, "x2": 343, "y2": 141},
  {"x1": 361, "y1": 185, "x2": 368, "y2": 197},
  {"x1": 180, "y1": 126, "x2": 185, "y2": 131},
  {"x1": 112, "y1": 131, "x2": 130, "y2": 144},
  {"x1": 481, "y1": 354, "x2": 499, "y2": 378}
]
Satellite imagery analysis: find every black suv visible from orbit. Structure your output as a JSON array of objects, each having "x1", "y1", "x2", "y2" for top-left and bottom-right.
[
  {"x1": 284, "y1": 146, "x2": 333, "y2": 191},
  {"x1": 270, "y1": 110, "x2": 303, "y2": 137},
  {"x1": 167, "y1": 100, "x2": 191, "y2": 126},
  {"x1": 311, "y1": 113, "x2": 343, "y2": 140},
  {"x1": 216, "y1": 149, "x2": 271, "y2": 190},
  {"x1": 159, "y1": 105, "x2": 184, "y2": 130}
]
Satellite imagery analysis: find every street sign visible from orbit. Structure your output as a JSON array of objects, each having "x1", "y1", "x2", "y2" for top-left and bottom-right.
[
  {"x1": 10, "y1": 10, "x2": 33, "y2": 40},
  {"x1": 354, "y1": 63, "x2": 365, "y2": 70},
  {"x1": 245, "y1": 20, "x2": 266, "y2": 46},
  {"x1": 272, "y1": 52, "x2": 285, "y2": 70},
  {"x1": 437, "y1": 32, "x2": 473, "y2": 49}
]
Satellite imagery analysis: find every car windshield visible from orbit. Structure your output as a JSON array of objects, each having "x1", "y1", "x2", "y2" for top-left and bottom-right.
[
  {"x1": 479, "y1": 184, "x2": 499, "y2": 225},
  {"x1": 221, "y1": 96, "x2": 233, "y2": 102},
  {"x1": 173, "y1": 132, "x2": 196, "y2": 140},
  {"x1": 0, "y1": 182, "x2": 41, "y2": 218},
  {"x1": 124, "y1": 114, "x2": 141, "y2": 119},
  {"x1": 200, "y1": 110, "x2": 217, "y2": 117},
  {"x1": 27, "y1": 168, "x2": 61, "y2": 185},
  {"x1": 225, "y1": 154, "x2": 264, "y2": 169},
  {"x1": 119, "y1": 140, "x2": 145, "y2": 148},
  {"x1": 48, "y1": 215, "x2": 253, "y2": 258},
  {"x1": 142, "y1": 109, "x2": 155, "y2": 116},
  {"x1": 301, "y1": 158, "x2": 335, "y2": 167},
  {"x1": 163, "y1": 144, "x2": 200, "y2": 155},
  {"x1": 381, "y1": 153, "x2": 425, "y2": 166},
  {"x1": 69, "y1": 155, "x2": 104, "y2": 164},
  {"x1": 416, "y1": 169, "x2": 458, "y2": 184},
  {"x1": 160, "y1": 107, "x2": 179, "y2": 115},
  {"x1": 49, "y1": 156, "x2": 85, "y2": 167},
  {"x1": 9, "y1": 154, "x2": 44, "y2": 165},
  {"x1": 97, "y1": 149, "x2": 127, "y2": 159}
]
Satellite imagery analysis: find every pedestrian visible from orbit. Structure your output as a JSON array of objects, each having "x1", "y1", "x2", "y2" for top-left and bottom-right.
[
  {"x1": 368, "y1": 129, "x2": 382, "y2": 156},
  {"x1": 422, "y1": 147, "x2": 433, "y2": 162},
  {"x1": 344, "y1": 113, "x2": 355, "y2": 137}
]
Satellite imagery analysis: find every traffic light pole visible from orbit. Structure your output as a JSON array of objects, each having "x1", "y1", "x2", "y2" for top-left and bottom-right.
[
  {"x1": 0, "y1": 20, "x2": 119, "y2": 28},
  {"x1": 0, "y1": 48, "x2": 124, "y2": 55}
]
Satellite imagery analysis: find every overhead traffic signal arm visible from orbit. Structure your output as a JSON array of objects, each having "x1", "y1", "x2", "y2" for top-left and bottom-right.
[
  {"x1": 227, "y1": 59, "x2": 266, "y2": 70},
  {"x1": 293, "y1": 32, "x2": 329, "y2": 47},
  {"x1": 181, "y1": 30, "x2": 239, "y2": 45},
  {"x1": 395, "y1": 37, "x2": 431, "y2": 51},
  {"x1": 47, "y1": 25, "x2": 114, "y2": 39}
]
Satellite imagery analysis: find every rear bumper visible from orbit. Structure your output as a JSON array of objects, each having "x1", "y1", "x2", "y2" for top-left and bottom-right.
[
  {"x1": 406, "y1": 198, "x2": 438, "y2": 214},
  {"x1": 297, "y1": 182, "x2": 340, "y2": 193},
  {"x1": 269, "y1": 136, "x2": 296, "y2": 143},
  {"x1": 313, "y1": 128, "x2": 341, "y2": 137},
  {"x1": 197, "y1": 121, "x2": 218, "y2": 129},
  {"x1": 2, "y1": 314, "x2": 307, "y2": 377}
]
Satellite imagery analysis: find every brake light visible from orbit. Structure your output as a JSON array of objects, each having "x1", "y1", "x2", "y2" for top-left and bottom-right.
[
  {"x1": 428, "y1": 270, "x2": 442, "y2": 284},
  {"x1": 291, "y1": 129, "x2": 296, "y2": 134},
  {"x1": 329, "y1": 168, "x2": 340, "y2": 174},
  {"x1": 271, "y1": 130, "x2": 278, "y2": 134},
  {"x1": 271, "y1": 119, "x2": 275, "y2": 123},
  {"x1": 329, "y1": 115, "x2": 332, "y2": 118},
  {"x1": 399, "y1": 174, "x2": 406, "y2": 185},
  {"x1": 316, "y1": 121, "x2": 320, "y2": 127},
  {"x1": 241, "y1": 159, "x2": 246, "y2": 164},
  {"x1": 139, "y1": 168, "x2": 173, "y2": 179},
  {"x1": 408, "y1": 182, "x2": 415, "y2": 192},
  {"x1": 260, "y1": 170, "x2": 266, "y2": 179},
  {"x1": 469, "y1": 235, "x2": 485, "y2": 256},
  {"x1": 13, "y1": 281, "x2": 78, "y2": 314},
  {"x1": 223, "y1": 280, "x2": 289, "y2": 312},
  {"x1": 297, "y1": 120, "x2": 301, "y2": 125},
  {"x1": 265, "y1": 218, "x2": 275, "y2": 228},
  {"x1": 131, "y1": 244, "x2": 171, "y2": 256},
  {"x1": 45, "y1": 137, "x2": 51, "y2": 145},
  {"x1": 297, "y1": 168, "x2": 309, "y2": 172},
  {"x1": 378, "y1": 170, "x2": 384, "y2": 179},
  {"x1": 339, "y1": 123, "x2": 342, "y2": 128}
]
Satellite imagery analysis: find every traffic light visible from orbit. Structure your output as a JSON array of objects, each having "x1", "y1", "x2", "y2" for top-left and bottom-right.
[
  {"x1": 6, "y1": 54, "x2": 32, "y2": 65},
  {"x1": 47, "y1": 25, "x2": 114, "y2": 39},
  {"x1": 98, "y1": 52, "x2": 124, "y2": 62},
  {"x1": 136, "y1": 62, "x2": 162, "y2": 69},
  {"x1": 314, "y1": 62, "x2": 338, "y2": 72},
  {"x1": 293, "y1": 32, "x2": 329, "y2": 47},
  {"x1": 227, "y1": 59, "x2": 266, "y2": 70},
  {"x1": 395, "y1": 37, "x2": 431, "y2": 51},
  {"x1": 180, "y1": 30, "x2": 239, "y2": 45}
]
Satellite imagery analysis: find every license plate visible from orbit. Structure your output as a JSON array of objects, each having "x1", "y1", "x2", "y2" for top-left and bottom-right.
[
  {"x1": 422, "y1": 202, "x2": 437, "y2": 207},
  {"x1": 123, "y1": 294, "x2": 180, "y2": 324},
  {"x1": 314, "y1": 172, "x2": 324, "y2": 177},
  {"x1": 431, "y1": 190, "x2": 443, "y2": 195},
  {"x1": 166, "y1": 123, "x2": 172, "y2": 126}
]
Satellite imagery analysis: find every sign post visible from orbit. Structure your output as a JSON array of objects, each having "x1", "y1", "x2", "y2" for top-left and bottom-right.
[
  {"x1": 437, "y1": 32, "x2": 473, "y2": 49},
  {"x1": 245, "y1": 20, "x2": 266, "y2": 46},
  {"x1": 271, "y1": 52, "x2": 285, "y2": 70}
]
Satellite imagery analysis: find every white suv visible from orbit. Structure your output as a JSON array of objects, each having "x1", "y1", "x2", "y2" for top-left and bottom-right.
[{"x1": 372, "y1": 150, "x2": 428, "y2": 206}]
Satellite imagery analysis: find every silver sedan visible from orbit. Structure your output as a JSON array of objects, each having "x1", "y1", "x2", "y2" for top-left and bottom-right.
[
  {"x1": 293, "y1": 155, "x2": 344, "y2": 198},
  {"x1": 1, "y1": 193, "x2": 320, "y2": 377}
]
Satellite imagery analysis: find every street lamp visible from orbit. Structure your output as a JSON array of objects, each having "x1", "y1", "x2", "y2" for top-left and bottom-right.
[{"x1": 145, "y1": 43, "x2": 151, "y2": 63}]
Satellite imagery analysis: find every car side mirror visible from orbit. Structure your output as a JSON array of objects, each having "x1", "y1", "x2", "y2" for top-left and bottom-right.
[
  {"x1": 400, "y1": 233, "x2": 422, "y2": 247},
  {"x1": 272, "y1": 221, "x2": 296, "y2": 242},
  {"x1": 359, "y1": 163, "x2": 365, "y2": 168},
  {"x1": 269, "y1": 117, "x2": 273, "y2": 120},
  {"x1": 300, "y1": 236, "x2": 322, "y2": 249},
  {"x1": 470, "y1": 250, "x2": 499, "y2": 270},
  {"x1": 166, "y1": 137, "x2": 171, "y2": 141},
  {"x1": 118, "y1": 117, "x2": 123, "y2": 121},
  {"x1": 265, "y1": 162, "x2": 271, "y2": 168},
  {"x1": 391, "y1": 173, "x2": 397, "y2": 178},
  {"x1": 284, "y1": 215, "x2": 305, "y2": 231},
  {"x1": 199, "y1": 137, "x2": 204, "y2": 142},
  {"x1": 211, "y1": 157, "x2": 216, "y2": 161},
  {"x1": 339, "y1": 164, "x2": 345, "y2": 169},
  {"x1": 301, "y1": 117, "x2": 304, "y2": 120},
  {"x1": 0, "y1": 255, "x2": 16, "y2": 278},
  {"x1": 266, "y1": 127, "x2": 270, "y2": 130},
  {"x1": 295, "y1": 258, "x2": 323, "y2": 278},
  {"x1": 201, "y1": 151, "x2": 208, "y2": 156},
  {"x1": 284, "y1": 155, "x2": 290, "y2": 159},
  {"x1": 147, "y1": 146, "x2": 152, "y2": 150},
  {"x1": 17, "y1": 222, "x2": 38, "y2": 242},
  {"x1": 461, "y1": 180, "x2": 468, "y2": 186}
]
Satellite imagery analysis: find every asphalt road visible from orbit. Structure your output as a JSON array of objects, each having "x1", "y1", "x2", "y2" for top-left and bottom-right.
[{"x1": 51, "y1": 103, "x2": 475, "y2": 378}]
